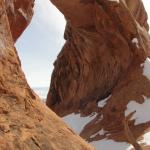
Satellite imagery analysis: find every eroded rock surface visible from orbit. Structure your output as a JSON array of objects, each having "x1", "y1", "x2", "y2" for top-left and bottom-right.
[
  {"x1": 47, "y1": 0, "x2": 150, "y2": 149},
  {"x1": 6, "y1": 0, "x2": 35, "y2": 41},
  {"x1": 0, "y1": 0, "x2": 95, "y2": 149}
]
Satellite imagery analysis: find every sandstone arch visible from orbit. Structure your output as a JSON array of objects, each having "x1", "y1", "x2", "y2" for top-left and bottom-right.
[
  {"x1": 0, "y1": 0, "x2": 95, "y2": 149},
  {"x1": 46, "y1": 0, "x2": 150, "y2": 149},
  {"x1": 0, "y1": 0, "x2": 150, "y2": 149}
]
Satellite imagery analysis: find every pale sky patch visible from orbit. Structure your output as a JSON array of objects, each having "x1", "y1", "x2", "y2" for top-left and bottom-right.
[
  {"x1": 16, "y1": 0, "x2": 66, "y2": 87},
  {"x1": 16, "y1": 0, "x2": 150, "y2": 88},
  {"x1": 143, "y1": 0, "x2": 150, "y2": 25}
]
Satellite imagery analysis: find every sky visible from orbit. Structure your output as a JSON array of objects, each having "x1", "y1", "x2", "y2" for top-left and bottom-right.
[
  {"x1": 16, "y1": 0, "x2": 150, "y2": 88},
  {"x1": 143, "y1": 0, "x2": 150, "y2": 25},
  {"x1": 16, "y1": 0, "x2": 66, "y2": 87}
]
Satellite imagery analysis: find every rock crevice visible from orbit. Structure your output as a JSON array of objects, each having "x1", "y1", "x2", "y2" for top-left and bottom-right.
[{"x1": 0, "y1": 0, "x2": 95, "y2": 149}]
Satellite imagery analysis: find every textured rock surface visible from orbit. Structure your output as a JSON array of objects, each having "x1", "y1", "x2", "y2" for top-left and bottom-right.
[
  {"x1": 47, "y1": 0, "x2": 150, "y2": 149},
  {"x1": 125, "y1": 0, "x2": 149, "y2": 30},
  {"x1": 0, "y1": 0, "x2": 95, "y2": 149},
  {"x1": 6, "y1": 0, "x2": 35, "y2": 42}
]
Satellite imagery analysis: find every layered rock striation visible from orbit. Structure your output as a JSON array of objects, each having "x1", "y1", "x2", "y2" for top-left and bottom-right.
[
  {"x1": 0, "y1": 0, "x2": 95, "y2": 149},
  {"x1": 47, "y1": 0, "x2": 150, "y2": 149}
]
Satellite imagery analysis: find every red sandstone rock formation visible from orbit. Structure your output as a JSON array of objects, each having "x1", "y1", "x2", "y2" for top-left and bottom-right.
[
  {"x1": 0, "y1": 0, "x2": 95, "y2": 149},
  {"x1": 47, "y1": 0, "x2": 150, "y2": 149},
  {"x1": 6, "y1": 0, "x2": 35, "y2": 42}
]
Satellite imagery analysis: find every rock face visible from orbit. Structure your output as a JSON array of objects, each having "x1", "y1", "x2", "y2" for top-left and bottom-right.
[
  {"x1": 47, "y1": 0, "x2": 150, "y2": 149},
  {"x1": 125, "y1": 0, "x2": 149, "y2": 31},
  {"x1": 5, "y1": 0, "x2": 35, "y2": 42},
  {"x1": 0, "y1": 0, "x2": 95, "y2": 149}
]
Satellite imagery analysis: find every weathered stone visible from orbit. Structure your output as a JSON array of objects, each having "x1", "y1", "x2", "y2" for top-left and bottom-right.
[
  {"x1": 0, "y1": 0, "x2": 95, "y2": 149},
  {"x1": 47, "y1": 0, "x2": 150, "y2": 149},
  {"x1": 6, "y1": 0, "x2": 35, "y2": 42}
]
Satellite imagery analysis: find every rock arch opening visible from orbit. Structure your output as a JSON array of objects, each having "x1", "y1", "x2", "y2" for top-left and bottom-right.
[
  {"x1": 15, "y1": 0, "x2": 66, "y2": 100},
  {"x1": 0, "y1": 0, "x2": 150, "y2": 149}
]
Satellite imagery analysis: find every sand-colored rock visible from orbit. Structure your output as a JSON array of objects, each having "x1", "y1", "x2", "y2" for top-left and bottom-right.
[
  {"x1": 0, "y1": 0, "x2": 95, "y2": 149},
  {"x1": 47, "y1": 0, "x2": 150, "y2": 149}
]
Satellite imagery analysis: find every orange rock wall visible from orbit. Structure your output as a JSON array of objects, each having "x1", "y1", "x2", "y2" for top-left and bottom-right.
[{"x1": 0, "y1": 0, "x2": 95, "y2": 149}]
